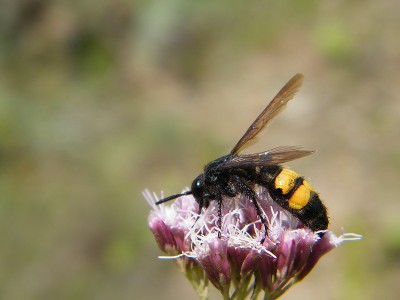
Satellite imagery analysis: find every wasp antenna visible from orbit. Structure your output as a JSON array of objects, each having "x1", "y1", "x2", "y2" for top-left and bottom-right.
[{"x1": 155, "y1": 191, "x2": 193, "y2": 205}]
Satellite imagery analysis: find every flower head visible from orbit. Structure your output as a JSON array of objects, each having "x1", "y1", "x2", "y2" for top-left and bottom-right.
[{"x1": 144, "y1": 187, "x2": 361, "y2": 300}]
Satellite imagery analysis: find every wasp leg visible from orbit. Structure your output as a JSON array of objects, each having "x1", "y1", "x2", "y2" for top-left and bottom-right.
[
  {"x1": 192, "y1": 199, "x2": 204, "y2": 230},
  {"x1": 248, "y1": 194, "x2": 269, "y2": 243},
  {"x1": 217, "y1": 197, "x2": 222, "y2": 238},
  {"x1": 233, "y1": 176, "x2": 268, "y2": 243}
]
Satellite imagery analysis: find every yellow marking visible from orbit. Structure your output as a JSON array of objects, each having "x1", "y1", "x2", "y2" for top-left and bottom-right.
[
  {"x1": 288, "y1": 180, "x2": 314, "y2": 210},
  {"x1": 275, "y1": 168, "x2": 298, "y2": 195}
]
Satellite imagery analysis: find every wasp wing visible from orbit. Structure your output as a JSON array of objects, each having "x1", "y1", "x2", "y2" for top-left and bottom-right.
[
  {"x1": 221, "y1": 146, "x2": 314, "y2": 169},
  {"x1": 230, "y1": 73, "x2": 304, "y2": 155}
]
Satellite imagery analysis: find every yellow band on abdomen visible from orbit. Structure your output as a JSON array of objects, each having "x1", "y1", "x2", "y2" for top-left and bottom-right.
[
  {"x1": 275, "y1": 168, "x2": 298, "y2": 195},
  {"x1": 288, "y1": 180, "x2": 314, "y2": 210}
]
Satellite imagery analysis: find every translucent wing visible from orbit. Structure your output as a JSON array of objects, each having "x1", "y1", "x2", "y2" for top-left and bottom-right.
[
  {"x1": 230, "y1": 73, "x2": 304, "y2": 155},
  {"x1": 221, "y1": 146, "x2": 314, "y2": 169}
]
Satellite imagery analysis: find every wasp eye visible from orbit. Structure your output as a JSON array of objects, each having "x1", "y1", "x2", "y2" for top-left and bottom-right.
[{"x1": 191, "y1": 175, "x2": 203, "y2": 198}]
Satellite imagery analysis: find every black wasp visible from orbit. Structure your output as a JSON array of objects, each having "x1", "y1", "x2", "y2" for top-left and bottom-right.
[{"x1": 156, "y1": 74, "x2": 328, "y2": 239}]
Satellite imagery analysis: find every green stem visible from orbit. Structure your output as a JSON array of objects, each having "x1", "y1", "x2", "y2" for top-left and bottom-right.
[
  {"x1": 230, "y1": 274, "x2": 252, "y2": 300},
  {"x1": 271, "y1": 278, "x2": 296, "y2": 299},
  {"x1": 261, "y1": 285, "x2": 275, "y2": 300},
  {"x1": 245, "y1": 279, "x2": 261, "y2": 300}
]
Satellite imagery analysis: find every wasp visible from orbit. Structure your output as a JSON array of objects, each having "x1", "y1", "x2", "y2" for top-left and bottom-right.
[{"x1": 156, "y1": 73, "x2": 329, "y2": 238}]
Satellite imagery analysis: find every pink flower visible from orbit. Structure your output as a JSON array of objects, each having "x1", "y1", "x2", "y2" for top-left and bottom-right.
[{"x1": 144, "y1": 188, "x2": 361, "y2": 300}]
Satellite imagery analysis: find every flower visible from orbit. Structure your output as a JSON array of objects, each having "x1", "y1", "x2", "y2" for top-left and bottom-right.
[{"x1": 144, "y1": 188, "x2": 361, "y2": 300}]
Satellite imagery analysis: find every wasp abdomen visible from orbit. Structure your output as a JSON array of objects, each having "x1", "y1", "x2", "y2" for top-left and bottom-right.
[
  {"x1": 297, "y1": 192, "x2": 329, "y2": 231},
  {"x1": 261, "y1": 167, "x2": 329, "y2": 232}
]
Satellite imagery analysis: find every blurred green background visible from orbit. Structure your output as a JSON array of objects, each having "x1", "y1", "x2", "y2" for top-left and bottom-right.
[{"x1": 0, "y1": 0, "x2": 399, "y2": 299}]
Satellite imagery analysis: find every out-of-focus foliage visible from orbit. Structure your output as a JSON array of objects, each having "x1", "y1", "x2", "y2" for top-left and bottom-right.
[{"x1": 0, "y1": 1, "x2": 399, "y2": 299}]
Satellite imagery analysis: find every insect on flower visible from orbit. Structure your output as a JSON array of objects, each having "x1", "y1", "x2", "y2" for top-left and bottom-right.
[{"x1": 156, "y1": 73, "x2": 328, "y2": 241}]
